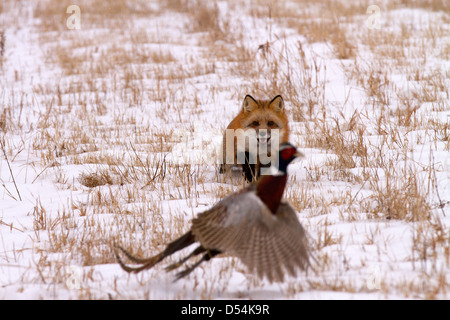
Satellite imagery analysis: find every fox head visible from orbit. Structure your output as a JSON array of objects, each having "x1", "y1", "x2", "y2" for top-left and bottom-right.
[{"x1": 240, "y1": 95, "x2": 289, "y2": 146}]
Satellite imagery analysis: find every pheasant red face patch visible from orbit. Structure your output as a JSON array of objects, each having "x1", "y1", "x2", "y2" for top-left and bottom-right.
[{"x1": 281, "y1": 147, "x2": 296, "y2": 160}]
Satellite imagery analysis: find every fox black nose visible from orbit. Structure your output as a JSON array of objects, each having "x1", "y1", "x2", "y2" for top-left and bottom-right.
[{"x1": 258, "y1": 130, "x2": 271, "y2": 138}]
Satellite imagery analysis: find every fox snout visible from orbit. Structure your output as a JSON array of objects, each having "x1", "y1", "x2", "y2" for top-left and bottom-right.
[{"x1": 257, "y1": 129, "x2": 271, "y2": 145}]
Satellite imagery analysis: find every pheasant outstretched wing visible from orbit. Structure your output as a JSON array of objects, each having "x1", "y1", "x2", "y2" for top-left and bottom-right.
[{"x1": 191, "y1": 191, "x2": 309, "y2": 282}]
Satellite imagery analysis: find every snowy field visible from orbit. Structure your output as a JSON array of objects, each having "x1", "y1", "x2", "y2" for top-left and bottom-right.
[{"x1": 0, "y1": 0, "x2": 449, "y2": 299}]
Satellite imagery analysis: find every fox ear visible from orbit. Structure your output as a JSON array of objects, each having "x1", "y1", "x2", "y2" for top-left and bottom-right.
[
  {"x1": 243, "y1": 95, "x2": 258, "y2": 113},
  {"x1": 269, "y1": 95, "x2": 284, "y2": 112}
]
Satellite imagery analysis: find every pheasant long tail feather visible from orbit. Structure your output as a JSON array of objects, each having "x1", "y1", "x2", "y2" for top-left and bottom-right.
[
  {"x1": 115, "y1": 231, "x2": 196, "y2": 274},
  {"x1": 114, "y1": 246, "x2": 163, "y2": 273},
  {"x1": 173, "y1": 250, "x2": 221, "y2": 281},
  {"x1": 165, "y1": 245, "x2": 206, "y2": 272}
]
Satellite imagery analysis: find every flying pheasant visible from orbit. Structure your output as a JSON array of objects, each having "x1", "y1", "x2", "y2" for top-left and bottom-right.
[{"x1": 115, "y1": 142, "x2": 310, "y2": 282}]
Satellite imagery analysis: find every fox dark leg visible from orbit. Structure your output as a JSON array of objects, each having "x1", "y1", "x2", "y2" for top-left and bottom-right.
[{"x1": 243, "y1": 151, "x2": 257, "y2": 182}]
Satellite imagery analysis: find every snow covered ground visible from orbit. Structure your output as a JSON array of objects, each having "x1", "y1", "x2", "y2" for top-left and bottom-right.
[{"x1": 0, "y1": 0, "x2": 449, "y2": 299}]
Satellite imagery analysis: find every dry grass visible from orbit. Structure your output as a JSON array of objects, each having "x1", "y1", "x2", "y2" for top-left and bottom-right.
[
  {"x1": 0, "y1": 0, "x2": 449, "y2": 299},
  {"x1": 0, "y1": 29, "x2": 5, "y2": 68}
]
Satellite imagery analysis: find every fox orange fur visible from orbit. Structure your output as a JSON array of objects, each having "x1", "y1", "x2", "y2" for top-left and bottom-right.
[{"x1": 221, "y1": 95, "x2": 290, "y2": 181}]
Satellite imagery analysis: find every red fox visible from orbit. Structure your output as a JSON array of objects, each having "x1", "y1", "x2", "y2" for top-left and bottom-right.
[{"x1": 221, "y1": 95, "x2": 290, "y2": 181}]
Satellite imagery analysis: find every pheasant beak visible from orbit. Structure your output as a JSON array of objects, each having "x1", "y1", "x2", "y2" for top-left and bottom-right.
[{"x1": 294, "y1": 150, "x2": 305, "y2": 159}]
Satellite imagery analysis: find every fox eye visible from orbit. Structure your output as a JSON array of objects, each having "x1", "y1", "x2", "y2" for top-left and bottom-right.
[
  {"x1": 268, "y1": 121, "x2": 276, "y2": 127},
  {"x1": 251, "y1": 121, "x2": 260, "y2": 126}
]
